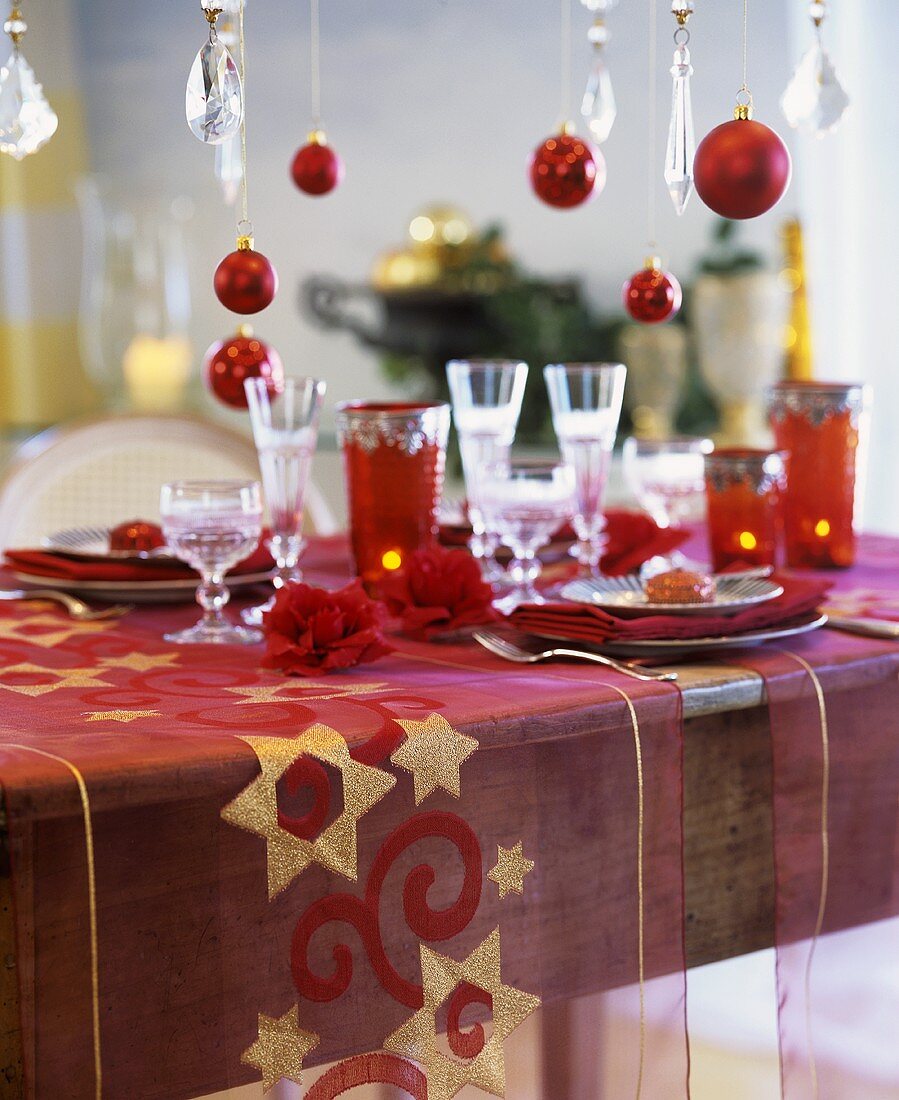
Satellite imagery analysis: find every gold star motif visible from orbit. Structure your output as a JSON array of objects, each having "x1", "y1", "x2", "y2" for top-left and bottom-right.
[
  {"x1": 98, "y1": 652, "x2": 180, "y2": 672},
  {"x1": 225, "y1": 680, "x2": 388, "y2": 705},
  {"x1": 221, "y1": 724, "x2": 396, "y2": 898},
  {"x1": 83, "y1": 710, "x2": 162, "y2": 723},
  {"x1": 0, "y1": 613, "x2": 112, "y2": 649},
  {"x1": 0, "y1": 663, "x2": 114, "y2": 697},
  {"x1": 384, "y1": 928, "x2": 540, "y2": 1100},
  {"x1": 391, "y1": 713, "x2": 478, "y2": 804},
  {"x1": 488, "y1": 841, "x2": 535, "y2": 899},
  {"x1": 241, "y1": 1005, "x2": 319, "y2": 1093}
]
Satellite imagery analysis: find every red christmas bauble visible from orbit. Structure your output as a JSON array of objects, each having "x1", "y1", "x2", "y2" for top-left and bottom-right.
[
  {"x1": 203, "y1": 325, "x2": 285, "y2": 409},
  {"x1": 529, "y1": 131, "x2": 603, "y2": 209},
  {"x1": 622, "y1": 262, "x2": 683, "y2": 324},
  {"x1": 109, "y1": 519, "x2": 165, "y2": 554},
  {"x1": 291, "y1": 136, "x2": 344, "y2": 196},
  {"x1": 214, "y1": 247, "x2": 278, "y2": 314},
  {"x1": 694, "y1": 117, "x2": 791, "y2": 220}
]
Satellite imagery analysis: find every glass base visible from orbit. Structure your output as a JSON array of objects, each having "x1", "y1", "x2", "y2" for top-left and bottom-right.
[
  {"x1": 241, "y1": 596, "x2": 275, "y2": 627},
  {"x1": 164, "y1": 618, "x2": 263, "y2": 646}
]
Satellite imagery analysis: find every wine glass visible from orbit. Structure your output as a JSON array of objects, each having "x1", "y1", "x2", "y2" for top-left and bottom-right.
[
  {"x1": 242, "y1": 376, "x2": 327, "y2": 625},
  {"x1": 479, "y1": 460, "x2": 575, "y2": 611},
  {"x1": 622, "y1": 436, "x2": 713, "y2": 528},
  {"x1": 446, "y1": 360, "x2": 528, "y2": 575},
  {"x1": 543, "y1": 363, "x2": 627, "y2": 575},
  {"x1": 160, "y1": 480, "x2": 263, "y2": 645}
]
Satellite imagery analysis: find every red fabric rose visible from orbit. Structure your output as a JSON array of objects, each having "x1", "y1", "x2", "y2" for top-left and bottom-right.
[
  {"x1": 383, "y1": 545, "x2": 498, "y2": 640},
  {"x1": 262, "y1": 580, "x2": 393, "y2": 676}
]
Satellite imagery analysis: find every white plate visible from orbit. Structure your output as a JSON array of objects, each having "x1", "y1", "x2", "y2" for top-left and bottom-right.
[
  {"x1": 530, "y1": 614, "x2": 828, "y2": 658},
  {"x1": 41, "y1": 525, "x2": 174, "y2": 561},
  {"x1": 561, "y1": 574, "x2": 784, "y2": 616},
  {"x1": 12, "y1": 569, "x2": 274, "y2": 604}
]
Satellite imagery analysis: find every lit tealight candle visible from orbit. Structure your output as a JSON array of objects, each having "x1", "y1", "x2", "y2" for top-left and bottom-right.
[
  {"x1": 381, "y1": 549, "x2": 403, "y2": 571},
  {"x1": 739, "y1": 531, "x2": 758, "y2": 551},
  {"x1": 814, "y1": 519, "x2": 831, "y2": 538}
]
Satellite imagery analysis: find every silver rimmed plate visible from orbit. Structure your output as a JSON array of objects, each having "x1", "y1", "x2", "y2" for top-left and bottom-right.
[
  {"x1": 11, "y1": 569, "x2": 274, "y2": 604},
  {"x1": 561, "y1": 574, "x2": 784, "y2": 616},
  {"x1": 42, "y1": 525, "x2": 173, "y2": 561},
  {"x1": 529, "y1": 614, "x2": 827, "y2": 658}
]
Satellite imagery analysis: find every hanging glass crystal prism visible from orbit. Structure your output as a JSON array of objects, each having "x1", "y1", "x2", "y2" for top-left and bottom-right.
[
  {"x1": 215, "y1": 135, "x2": 243, "y2": 206},
  {"x1": 664, "y1": 44, "x2": 695, "y2": 215},
  {"x1": 781, "y1": 38, "x2": 849, "y2": 136},
  {"x1": 0, "y1": 49, "x2": 58, "y2": 160},
  {"x1": 581, "y1": 53, "x2": 616, "y2": 144},
  {"x1": 185, "y1": 26, "x2": 243, "y2": 145}
]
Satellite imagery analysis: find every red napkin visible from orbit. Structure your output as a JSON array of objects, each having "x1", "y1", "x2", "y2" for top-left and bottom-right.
[
  {"x1": 5, "y1": 543, "x2": 274, "y2": 583},
  {"x1": 509, "y1": 574, "x2": 830, "y2": 644},
  {"x1": 440, "y1": 509, "x2": 689, "y2": 577}
]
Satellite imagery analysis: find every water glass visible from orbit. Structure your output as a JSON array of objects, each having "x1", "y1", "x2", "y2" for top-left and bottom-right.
[
  {"x1": 336, "y1": 401, "x2": 450, "y2": 594},
  {"x1": 768, "y1": 381, "x2": 871, "y2": 568},
  {"x1": 543, "y1": 363, "x2": 627, "y2": 574},
  {"x1": 704, "y1": 449, "x2": 787, "y2": 571},
  {"x1": 622, "y1": 436, "x2": 714, "y2": 528},
  {"x1": 160, "y1": 480, "x2": 263, "y2": 645},
  {"x1": 446, "y1": 359, "x2": 528, "y2": 569},
  {"x1": 243, "y1": 376, "x2": 327, "y2": 625},
  {"x1": 479, "y1": 460, "x2": 575, "y2": 610}
]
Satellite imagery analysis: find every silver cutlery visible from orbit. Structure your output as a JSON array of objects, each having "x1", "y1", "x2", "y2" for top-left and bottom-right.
[
  {"x1": 823, "y1": 613, "x2": 899, "y2": 640},
  {"x1": 472, "y1": 629, "x2": 678, "y2": 682},
  {"x1": 0, "y1": 589, "x2": 133, "y2": 621}
]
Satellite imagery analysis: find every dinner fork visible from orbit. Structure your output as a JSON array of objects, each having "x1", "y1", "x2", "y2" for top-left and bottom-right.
[
  {"x1": 0, "y1": 589, "x2": 133, "y2": 621},
  {"x1": 472, "y1": 629, "x2": 678, "y2": 683}
]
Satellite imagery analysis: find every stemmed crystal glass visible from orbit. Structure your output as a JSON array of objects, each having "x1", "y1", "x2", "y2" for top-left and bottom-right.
[
  {"x1": 160, "y1": 480, "x2": 263, "y2": 645},
  {"x1": 543, "y1": 363, "x2": 627, "y2": 575},
  {"x1": 446, "y1": 360, "x2": 528, "y2": 575},
  {"x1": 622, "y1": 436, "x2": 713, "y2": 528},
  {"x1": 242, "y1": 376, "x2": 327, "y2": 626},
  {"x1": 479, "y1": 461, "x2": 575, "y2": 611}
]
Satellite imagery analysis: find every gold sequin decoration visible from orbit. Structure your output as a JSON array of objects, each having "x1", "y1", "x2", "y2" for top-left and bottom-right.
[
  {"x1": 0, "y1": 662, "x2": 114, "y2": 697},
  {"x1": 241, "y1": 1005, "x2": 320, "y2": 1093},
  {"x1": 488, "y1": 841, "x2": 535, "y2": 899},
  {"x1": 391, "y1": 713, "x2": 478, "y2": 804},
  {"x1": 82, "y1": 710, "x2": 162, "y2": 723}
]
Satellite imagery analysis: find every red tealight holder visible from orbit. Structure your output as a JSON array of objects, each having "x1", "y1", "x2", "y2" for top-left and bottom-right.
[
  {"x1": 704, "y1": 449, "x2": 786, "y2": 571},
  {"x1": 335, "y1": 401, "x2": 450, "y2": 594},
  {"x1": 768, "y1": 381, "x2": 870, "y2": 568}
]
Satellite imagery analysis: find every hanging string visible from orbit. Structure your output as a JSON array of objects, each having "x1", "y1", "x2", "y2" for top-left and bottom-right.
[
  {"x1": 646, "y1": 0, "x2": 657, "y2": 253},
  {"x1": 560, "y1": 0, "x2": 572, "y2": 124},
  {"x1": 740, "y1": 0, "x2": 749, "y2": 94},
  {"x1": 311, "y1": 0, "x2": 321, "y2": 128},
  {"x1": 238, "y1": 0, "x2": 250, "y2": 232}
]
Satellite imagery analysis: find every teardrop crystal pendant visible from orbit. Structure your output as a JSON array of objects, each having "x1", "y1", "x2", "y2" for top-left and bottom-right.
[
  {"x1": 581, "y1": 53, "x2": 616, "y2": 144},
  {"x1": 664, "y1": 43, "x2": 695, "y2": 215},
  {"x1": 215, "y1": 135, "x2": 243, "y2": 206},
  {"x1": 185, "y1": 27, "x2": 243, "y2": 145},
  {"x1": 781, "y1": 39, "x2": 849, "y2": 136},
  {"x1": 0, "y1": 49, "x2": 58, "y2": 160}
]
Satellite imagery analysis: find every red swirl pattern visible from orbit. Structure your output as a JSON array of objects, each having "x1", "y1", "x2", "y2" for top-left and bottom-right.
[
  {"x1": 291, "y1": 811, "x2": 482, "y2": 1008},
  {"x1": 305, "y1": 1053, "x2": 428, "y2": 1099},
  {"x1": 446, "y1": 981, "x2": 493, "y2": 1060}
]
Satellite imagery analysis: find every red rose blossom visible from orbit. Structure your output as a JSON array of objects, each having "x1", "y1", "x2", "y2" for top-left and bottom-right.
[
  {"x1": 384, "y1": 545, "x2": 498, "y2": 640},
  {"x1": 261, "y1": 580, "x2": 393, "y2": 676}
]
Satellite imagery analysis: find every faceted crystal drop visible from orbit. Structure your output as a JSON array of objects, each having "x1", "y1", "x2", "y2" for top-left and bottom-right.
[
  {"x1": 664, "y1": 45, "x2": 695, "y2": 215},
  {"x1": 185, "y1": 30, "x2": 243, "y2": 145},
  {"x1": 581, "y1": 53, "x2": 616, "y2": 144},
  {"x1": 781, "y1": 39, "x2": 849, "y2": 136},
  {"x1": 0, "y1": 50, "x2": 58, "y2": 160},
  {"x1": 215, "y1": 135, "x2": 243, "y2": 205}
]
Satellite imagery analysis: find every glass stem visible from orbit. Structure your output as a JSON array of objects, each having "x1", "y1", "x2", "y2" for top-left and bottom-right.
[
  {"x1": 268, "y1": 535, "x2": 304, "y2": 589},
  {"x1": 198, "y1": 570, "x2": 229, "y2": 628},
  {"x1": 509, "y1": 552, "x2": 541, "y2": 603}
]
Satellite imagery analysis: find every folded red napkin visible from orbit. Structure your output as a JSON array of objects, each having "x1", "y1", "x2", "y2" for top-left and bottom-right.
[
  {"x1": 5, "y1": 543, "x2": 274, "y2": 583},
  {"x1": 440, "y1": 509, "x2": 689, "y2": 577},
  {"x1": 509, "y1": 574, "x2": 829, "y2": 644}
]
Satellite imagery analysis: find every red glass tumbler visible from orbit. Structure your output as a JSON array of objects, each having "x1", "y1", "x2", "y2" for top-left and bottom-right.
[
  {"x1": 336, "y1": 401, "x2": 450, "y2": 593},
  {"x1": 705, "y1": 449, "x2": 786, "y2": 571},
  {"x1": 768, "y1": 382, "x2": 870, "y2": 568}
]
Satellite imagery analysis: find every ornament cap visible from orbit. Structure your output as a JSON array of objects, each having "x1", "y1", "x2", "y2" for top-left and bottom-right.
[
  {"x1": 202, "y1": 6, "x2": 223, "y2": 26},
  {"x1": 307, "y1": 128, "x2": 327, "y2": 146},
  {"x1": 644, "y1": 254, "x2": 662, "y2": 271},
  {"x1": 236, "y1": 234, "x2": 254, "y2": 252},
  {"x1": 236, "y1": 323, "x2": 254, "y2": 338},
  {"x1": 734, "y1": 103, "x2": 753, "y2": 121},
  {"x1": 560, "y1": 119, "x2": 576, "y2": 136}
]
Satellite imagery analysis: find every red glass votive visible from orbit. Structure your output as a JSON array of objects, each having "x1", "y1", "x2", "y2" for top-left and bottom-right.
[
  {"x1": 335, "y1": 401, "x2": 450, "y2": 593},
  {"x1": 705, "y1": 449, "x2": 786, "y2": 571},
  {"x1": 768, "y1": 382, "x2": 870, "y2": 568}
]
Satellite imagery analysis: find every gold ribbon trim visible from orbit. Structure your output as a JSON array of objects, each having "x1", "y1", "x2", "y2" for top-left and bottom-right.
[{"x1": 1, "y1": 744, "x2": 101, "y2": 1099}]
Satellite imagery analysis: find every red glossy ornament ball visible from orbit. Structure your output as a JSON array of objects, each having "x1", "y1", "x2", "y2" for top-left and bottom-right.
[
  {"x1": 109, "y1": 519, "x2": 165, "y2": 554},
  {"x1": 214, "y1": 248, "x2": 278, "y2": 314},
  {"x1": 694, "y1": 117, "x2": 791, "y2": 220},
  {"x1": 291, "y1": 137, "x2": 344, "y2": 195},
  {"x1": 622, "y1": 263, "x2": 683, "y2": 324},
  {"x1": 203, "y1": 326, "x2": 285, "y2": 409},
  {"x1": 529, "y1": 131, "x2": 603, "y2": 209}
]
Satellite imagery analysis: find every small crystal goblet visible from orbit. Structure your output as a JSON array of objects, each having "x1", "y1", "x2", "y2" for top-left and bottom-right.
[{"x1": 160, "y1": 479, "x2": 263, "y2": 645}]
